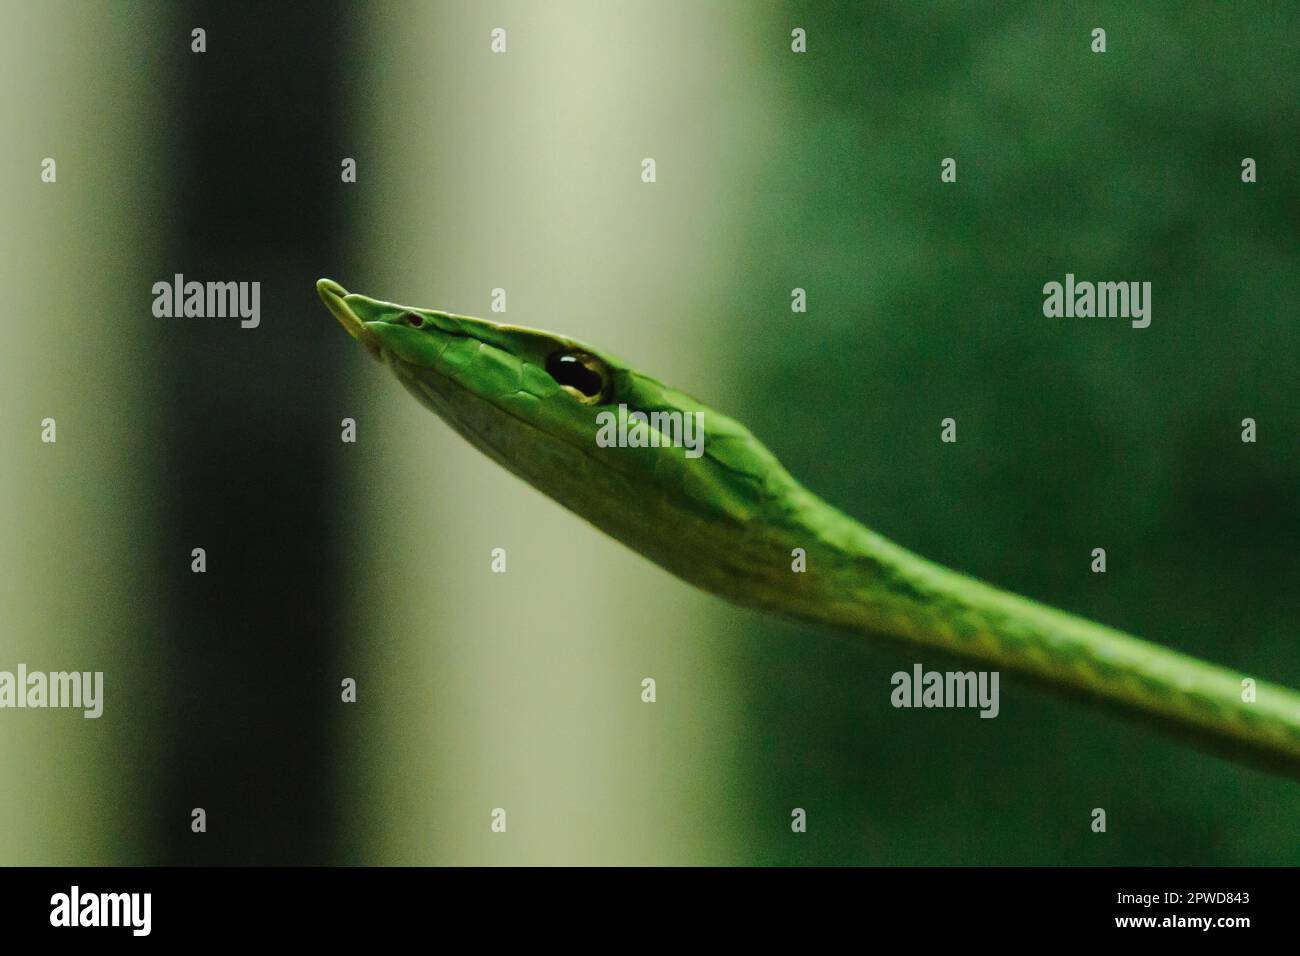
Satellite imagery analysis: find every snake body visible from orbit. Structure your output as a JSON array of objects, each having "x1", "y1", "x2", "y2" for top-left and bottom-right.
[{"x1": 318, "y1": 279, "x2": 1300, "y2": 777}]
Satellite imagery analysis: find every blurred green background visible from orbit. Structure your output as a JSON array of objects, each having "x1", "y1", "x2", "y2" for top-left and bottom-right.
[{"x1": 1, "y1": 0, "x2": 1297, "y2": 865}]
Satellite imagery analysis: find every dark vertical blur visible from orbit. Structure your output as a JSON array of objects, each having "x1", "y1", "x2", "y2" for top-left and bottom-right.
[{"x1": 155, "y1": 1, "x2": 352, "y2": 864}]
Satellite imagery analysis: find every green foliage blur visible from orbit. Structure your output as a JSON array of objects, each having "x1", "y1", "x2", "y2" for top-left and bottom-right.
[{"x1": 720, "y1": 1, "x2": 1300, "y2": 863}]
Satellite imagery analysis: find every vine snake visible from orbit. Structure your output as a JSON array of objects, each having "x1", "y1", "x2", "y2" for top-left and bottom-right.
[{"x1": 317, "y1": 278, "x2": 1300, "y2": 778}]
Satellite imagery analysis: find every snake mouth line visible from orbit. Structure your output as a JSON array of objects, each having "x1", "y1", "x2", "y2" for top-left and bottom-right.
[{"x1": 317, "y1": 278, "x2": 380, "y2": 358}]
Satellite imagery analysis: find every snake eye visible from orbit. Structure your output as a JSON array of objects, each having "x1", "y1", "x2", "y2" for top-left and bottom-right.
[
  {"x1": 546, "y1": 350, "x2": 610, "y2": 404},
  {"x1": 402, "y1": 312, "x2": 423, "y2": 327}
]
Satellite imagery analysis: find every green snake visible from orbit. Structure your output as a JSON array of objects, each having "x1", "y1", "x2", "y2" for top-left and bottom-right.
[{"x1": 317, "y1": 278, "x2": 1300, "y2": 778}]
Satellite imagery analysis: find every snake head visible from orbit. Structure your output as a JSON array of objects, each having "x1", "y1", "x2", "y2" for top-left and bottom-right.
[
  {"x1": 317, "y1": 279, "x2": 810, "y2": 598},
  {"x1": 317, "y1": 279, "x2": 632, "y2": 453}
]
